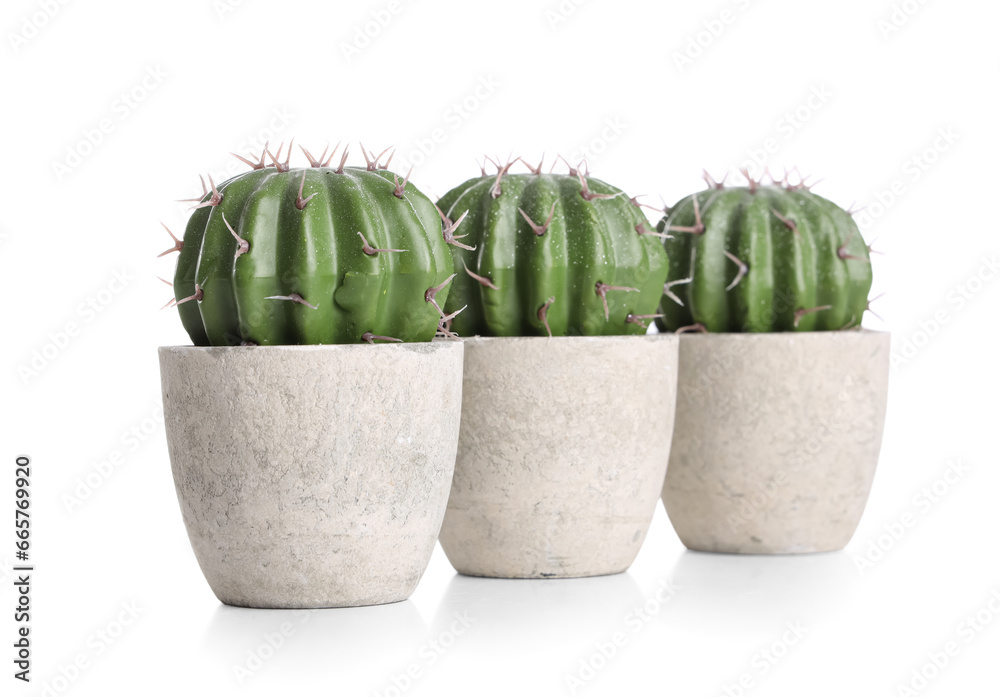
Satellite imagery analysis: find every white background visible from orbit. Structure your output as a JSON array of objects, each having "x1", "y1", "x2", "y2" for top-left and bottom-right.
[{"x1": 1, "y1": 0, "x2": 998, "y2": 695}]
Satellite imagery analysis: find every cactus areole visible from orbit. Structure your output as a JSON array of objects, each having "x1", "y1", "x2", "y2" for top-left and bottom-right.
[
  {"x1": 165, "y1": 143, "x2": 455, "y2": 346},
  {"x1": 436, "y1": 158, "x2": 669, "y2": 337},
  {"x1": 657, "y1": 176, "x2": 873, "y2": 333}
]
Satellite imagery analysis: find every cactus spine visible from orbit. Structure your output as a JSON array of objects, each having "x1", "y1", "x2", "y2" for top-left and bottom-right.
[
  {"x1": 657, "y1": 175, "x2": 873, "y2": 333},
  {"x1": 436, "y1": 158, "x2": 669, "y2": 337},
  {"x1": 163, "y1": 143, "x2": 455, "y2": 345}
]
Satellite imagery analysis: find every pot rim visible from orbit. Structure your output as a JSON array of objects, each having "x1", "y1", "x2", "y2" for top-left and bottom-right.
[
  {"x1": 671, "y1": 328, "x2": 888, "y2": 340},
  {"x1": 158, "y1": 341, "x2": 463, "y2": 355},
  {"x1": 457, "y1": 333, "x2": 678, "y2": 344}
]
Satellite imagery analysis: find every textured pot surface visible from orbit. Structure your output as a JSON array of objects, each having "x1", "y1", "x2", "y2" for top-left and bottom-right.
[
  {"x1": 439, "y1": 335, "x2": 678, "y2": 578},
  {"x1": 663, "y1": 330, "x2": 890, "y2": 554},
  {"x1": 159, "y1": 342, "x2": 463, "y2": 608}
]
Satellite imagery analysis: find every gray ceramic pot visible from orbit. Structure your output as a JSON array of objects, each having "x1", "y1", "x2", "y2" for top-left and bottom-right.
[
  {"x1": 438, "y1": 335, "x2": 679, "y2": 578},
  {"x1": 159, "y1": 342, "x2": 463, "y2": 608},
  {"x1": 662, "y1": 330, "x2": 890, "y2": 554}
]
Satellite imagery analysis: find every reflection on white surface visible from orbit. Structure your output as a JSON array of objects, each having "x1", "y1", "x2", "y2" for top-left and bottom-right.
[
  {"x1": 433, "y1": 572, "x2": 646, "y2": 639},
  {"x1": 666, "y1": 549, "x2": 858, "y2": 633},
  {"x1": 413, "y1": 573, "x2": 650, "y2": 694},
  {"x1": 200, "y1": 599, "x2": 427, "y2": 688}
]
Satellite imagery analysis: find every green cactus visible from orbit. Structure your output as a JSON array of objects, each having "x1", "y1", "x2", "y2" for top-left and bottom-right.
[
  {"x1": 656, "y1": 174, "x2": 873, "y2": 333},
  {"x1": 435, "y1": 158, "x2": 670, "y2": 337},
  {"x1": 162, "y1": 143, "x2": 455, "y2": 346}
]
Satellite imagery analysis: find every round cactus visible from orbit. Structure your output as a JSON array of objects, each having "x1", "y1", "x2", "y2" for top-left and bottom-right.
[
  {"x1": 435, "y1": 157, "x2": 670, "y2": 337},
  {"x1": 162, "y1": 143, "x2": 456, "y2": 346},
  {"x1": 657, "y1": 174, "x2": 873, "y2": 333}
]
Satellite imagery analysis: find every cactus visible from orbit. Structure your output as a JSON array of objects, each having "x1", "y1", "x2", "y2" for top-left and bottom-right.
[
  {"x1": 160, "y1": 142, "x2": 456, "y2": 346},
  {"x1": 435, "y1": 156, "x2": 670, "y2": 337},
  {"x1": 657, "y1": 172, "x2": 874, "y2": 333}
]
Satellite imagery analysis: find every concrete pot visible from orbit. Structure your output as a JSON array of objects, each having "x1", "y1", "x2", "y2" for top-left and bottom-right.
[
  {"x1": 662, "y1": 330, "x2": 890, "y2": 554},
  {"x1": 439, "y1": 335, "x2": 678, "y2": 578},
  {"x1": 158, "y1": 342, "x2": 464, "y2": 608}
]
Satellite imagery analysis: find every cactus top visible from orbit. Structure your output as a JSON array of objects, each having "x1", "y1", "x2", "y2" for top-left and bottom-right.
[
  {"x1": 658, "y1": 182, "x2": 873, "y2": 333},
  {"x1": 436, "y1": 163, "x2": 669, "y2": 337},
  {"x1": 168, "y1": 147, "x2": 454, "y2": 346}
]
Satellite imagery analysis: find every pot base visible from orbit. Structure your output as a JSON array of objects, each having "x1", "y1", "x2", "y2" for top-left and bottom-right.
[
  {"x1": 198, "y1": 531, "x2": 435, "y2": 609},
  {"x1": 442, "y1": 506, "x2": 645, "y2": 579}
]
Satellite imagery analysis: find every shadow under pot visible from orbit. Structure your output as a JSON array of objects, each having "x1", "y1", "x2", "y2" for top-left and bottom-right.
[
  {"x1": 158, "y1": 342, "x2": 464, "y2": 608},
  {"x1": 438, "y1": 335, "x2": 679, "y2": 578},
  {"x1": 662, "y1": 330, "x2": 890, "y2": 554}
]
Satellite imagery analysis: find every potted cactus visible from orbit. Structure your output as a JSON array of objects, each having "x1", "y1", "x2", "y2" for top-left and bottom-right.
[
  {"x1": 433, "y1": 156, "x2": 678, "y2": 578},
  {"x1": 656, "y1": 171, "x2": 889, "y2": 554},
  {"x1": 158, "y1": 142, "x2": 464, "y2": 607}
]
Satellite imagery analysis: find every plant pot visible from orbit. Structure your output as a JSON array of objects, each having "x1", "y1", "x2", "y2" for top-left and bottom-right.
[
  {"x1": 438, "y1": 335, "x2": 678, "y2": 578},
  {"x1": 158, "y1": 342, "x2": 464, "y2": 608},
  {"x1": 662, "y1": 330, "x2": 890, "y2": 554}
]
